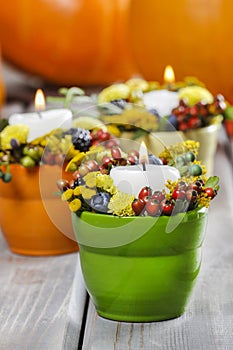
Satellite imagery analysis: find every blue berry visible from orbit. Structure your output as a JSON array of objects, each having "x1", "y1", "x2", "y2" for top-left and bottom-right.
[
  {"x1": 90, "y1": 192, "x2": 111, "y2": 213},
  {"x1": 167, "y1": 114, "x2": 178, "y2": 130},
  {"x1": 148, "y1": 154, "x2": 163, "y2": 165}
]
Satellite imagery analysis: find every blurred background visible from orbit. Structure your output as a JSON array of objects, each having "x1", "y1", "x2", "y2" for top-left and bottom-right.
[{"x1": 0, "y1": 0, "x2": 233, "y2": 104}]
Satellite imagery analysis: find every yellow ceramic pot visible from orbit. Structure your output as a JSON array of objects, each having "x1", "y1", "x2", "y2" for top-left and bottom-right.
[{"x1": 147, "y1": 123, "x2": 221, "y2": 176}]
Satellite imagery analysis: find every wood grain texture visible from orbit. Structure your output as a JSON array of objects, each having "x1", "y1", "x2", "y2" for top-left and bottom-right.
[
  {"x1": 0, "y1": 236, "x2": 85, "y2": 350},
  {"x1": 79, "y1": 130, "x2": 233, "y2": 350}
]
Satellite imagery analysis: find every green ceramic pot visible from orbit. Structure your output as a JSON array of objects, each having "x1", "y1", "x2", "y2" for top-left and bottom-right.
[{"x1": 72, "y1": 207, "x2": 208, "y2": 322}]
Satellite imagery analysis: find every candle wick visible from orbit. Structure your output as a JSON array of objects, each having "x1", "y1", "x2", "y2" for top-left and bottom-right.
[{"x1": 142, "y1": 162, "x2": 146, "y2": 171}]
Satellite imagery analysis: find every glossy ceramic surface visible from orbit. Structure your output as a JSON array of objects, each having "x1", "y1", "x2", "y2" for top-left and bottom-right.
[
  {"x1": 147, "y1": 123, "x2": 221, "y2": 177},
  {"x1": 72, "y1": 208, "x2": 208, "y2": 322},
  {"x1": 0, "y1": 164, "x2": 78, "y2": 256}
]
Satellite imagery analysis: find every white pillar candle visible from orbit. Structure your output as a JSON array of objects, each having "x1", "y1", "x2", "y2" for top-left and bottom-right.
[
  {"x1": 143, "y1": 90, "x2": 179, "y2": 116},
  {"x1": 9, "y1": 108, "x2": 72, "y2": 142},
  {"x1": 110, "y1": 164, "x2": 180, "y2": 197}
]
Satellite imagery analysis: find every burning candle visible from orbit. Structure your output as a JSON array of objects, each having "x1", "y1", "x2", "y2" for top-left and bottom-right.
[
  {"x1": 9, "y1": 89, "x2": 72, "y2": 141},
  {"x1": 110, "y1": 142, "x2": 180, "y2": 197},
  {"x1": 143, "y1": 65, "x2": 178, "y2": 116},
  {"x1": 164, "y1": 65, "x2": 175, "y2": 85}
]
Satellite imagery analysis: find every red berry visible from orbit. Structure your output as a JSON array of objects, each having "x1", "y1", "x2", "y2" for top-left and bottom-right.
[
  {"x1": 185, "y1": 189, "x2": 198, "y2": 202},
  {"x1": 111, "y1": 147, "x2": 122, "y2": 160},
  {"x1": 99, "y1": 165, "x2": 109, "y2": 174},
  {"x1": 189, "y1": 106, "x2": 199, "y2": 116},
  {"x1": 102, "y1": 156, "x2": 113, "y2": 168},
  {"x1": 204, "y1": 187, "x2": 216, "y2": 198},
  {"x1": 189, "y1": 181, "x2": 203, "y2": 193},
  {"x1": 127, "y1": 155, "x2": 137, "y2": 165},
  {"x1": 176, "y1": 181, "x2": 188, "y2": 191},
  {"x1": 178, "y1": 121, "x2": 189, "y2": 131},
  {"x1": 72, "y1": 170, "x2": 80, "y2": 180},
  {"x1": 128, "y1": 150, "x2": 139, "y2": 158},
  {"x1": 138, "y1": 186, "x2": 152, "y2": 202},
  {"x1": 97, "y1": 129, "x2": 110, "y2": 141},
  {"x1": 132, "y1": 198, "x2": 145, "y2": 216},
  {"x1": 172, "y1": 189, "x2": 186, "y2": 200},
  {"x1": 79, "y1": 164, "x2": 89, "y2": 177},
  {"x1": 151, "y1": 190, "x2": 165, "y2": 202},
  {"x1": 105, "y1": 139, "x2": 119, "y2": 149},
  {"x1": 188, "y1": 116, "x2": 201, "y2": 129},
  {"x1": 86, "y1": 160, "x2": 100, "y2": 172},
  {"x1": 160, "y1": 200, "x2": 174, "y2": 216},
  {"x1": 160, "y1": 157, "x2": 168, "y2": 165},
  {"x1": 145, "y1": 199, "x2": 161, "y2": 216},
  {"x1": 56, "y1": 179, "x2": 70, "y2": 191}
]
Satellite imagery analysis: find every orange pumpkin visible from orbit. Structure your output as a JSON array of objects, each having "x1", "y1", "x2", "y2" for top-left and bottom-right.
[
  {"x1": 129, "y1": 0, "x2": 233, "y2": 102},
  {"x1": 0, "y1": 0, "x2": 136, "y2": 85}
]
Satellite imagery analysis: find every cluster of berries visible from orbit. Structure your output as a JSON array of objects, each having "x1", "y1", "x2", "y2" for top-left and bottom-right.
[
  {"x1": 168, "y1": 94, "x2": 226, "y2": 131},
  {"x1": 57, "y1": 144, "x2": 161, "y2": 192},
  {"x1": 132, "y1": 179, "x2": 217, "y2": 217}
]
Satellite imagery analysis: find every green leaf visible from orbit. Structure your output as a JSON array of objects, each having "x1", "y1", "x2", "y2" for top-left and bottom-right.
[
  {"x1": 205, "y1": 176, "x2": 219, "y2": 189},
  {"x1": 0, "y1": 118, "x2": 9, "y2": 132}
]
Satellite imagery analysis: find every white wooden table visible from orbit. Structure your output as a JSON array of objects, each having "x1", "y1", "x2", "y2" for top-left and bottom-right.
[{"x1": 0, "y1": 129, "x2": 232, "y2": 350}]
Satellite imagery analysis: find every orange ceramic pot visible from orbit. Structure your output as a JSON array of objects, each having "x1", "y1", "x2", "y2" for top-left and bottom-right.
[{"x1": 0, "y1": 164, "x2": 78, "y2": 256}]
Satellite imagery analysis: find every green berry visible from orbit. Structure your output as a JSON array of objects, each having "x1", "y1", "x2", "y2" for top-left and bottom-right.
[
  {"x1": 20, "y1": 156, "x2": 36, "y2": 168},
  {"x1": 23, "y1": 146, "x2": 41, "y2": 161},
  {"x1": 185, "y1": 151, "x2": 195, "y2": 162},
  {"x1": 189, "y1": 164, "x2": 202, "y2": 176},
  {"x1": 176, "y1": 155, "x2": 186, "y2": 166},
  {"x1": 2, "y1": 172, "x2": 12, "y2": 183}
]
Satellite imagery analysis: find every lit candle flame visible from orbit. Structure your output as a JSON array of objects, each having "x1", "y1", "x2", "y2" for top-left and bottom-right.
[
  {"x1": 34, "y1": 89, "x2": 46, "y2": 111},
  {"x1": 139, "y1": 141, "x2": 149, "y2": 168},
  {"x1": 164, "y1": 65, "x2": 175, "y2": 84}
]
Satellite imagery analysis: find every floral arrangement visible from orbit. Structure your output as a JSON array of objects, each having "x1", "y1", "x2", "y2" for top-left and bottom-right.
[
  {"x1": 0, "y1": 118, "x2": 115, "y2": 182},
  {"x1": 58, "y1": 140, "x2": 220, "y2": 218},
  {"x1": 46, "y1": 81, "x2": 226, "y2": 136},
  {"x1": 96, "y1": 77, "x2": 226, "y2": 133}
]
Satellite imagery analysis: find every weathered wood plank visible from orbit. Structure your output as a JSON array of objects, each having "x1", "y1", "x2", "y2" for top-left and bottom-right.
[
  {"x1": 79, "y1": 132, "x2": 233, "y2": 350},
  {"x1": 0, "y1": 235, "x2": 85, "y2": 350}
]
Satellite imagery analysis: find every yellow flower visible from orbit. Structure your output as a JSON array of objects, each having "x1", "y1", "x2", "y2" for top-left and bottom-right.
[
  {"x1": 73, "y1": 186, "x2": 82, "y2": 196},
  {"x1": 198, "y1": 192, "x2": 211, "y2": 208},
  {"x1": 108, "y1": 191, "x2": 135, "y2": 216},
  {"x1": 178, "y1": 86, "x2": 213, "y2": 106},
  {"x1": 65, "y1": 152, "x2": 85, "y2": 171},
  {"x1": 80, "y1": 187, "x2": 96, "y2": 200},
  {"x1": 61, "y1": 189, "x2": 73, "y2": 201},
  {"x1": 96, "y1": 174, "x2": 117, "y2": 194},
  {"x1": 69, "y1": 198, "x2": 82, "y2": 212},
  {"x1": 84, "y1": 172, "x2": 99, "y2": 188},
  {"x1": 98, "y1": 83, "x2": 130, "y2": 104},
  {"x1": 0, "y1": 124, "x2": 29, "y2": 149},
  {"x1": 106, "y1": 125, "x2": 121, "y2": 137}
]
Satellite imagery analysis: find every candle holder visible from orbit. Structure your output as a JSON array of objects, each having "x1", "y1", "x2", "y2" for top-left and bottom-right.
[
  {"x1": 72, "y1": 208, "x2": 207, "y2": 322},
  {"x1": 96, "y1": 77, "x2": 226, "y2": 176},
  {"x1": 0, "y1": 164, "x2": 78, "y2": 255},
  {"x1": 59, "y1": 139, "x2": 220, "y2": 321},
  {"x1": 0, "y1": 121, "x2": 118, "y2": 255}
]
